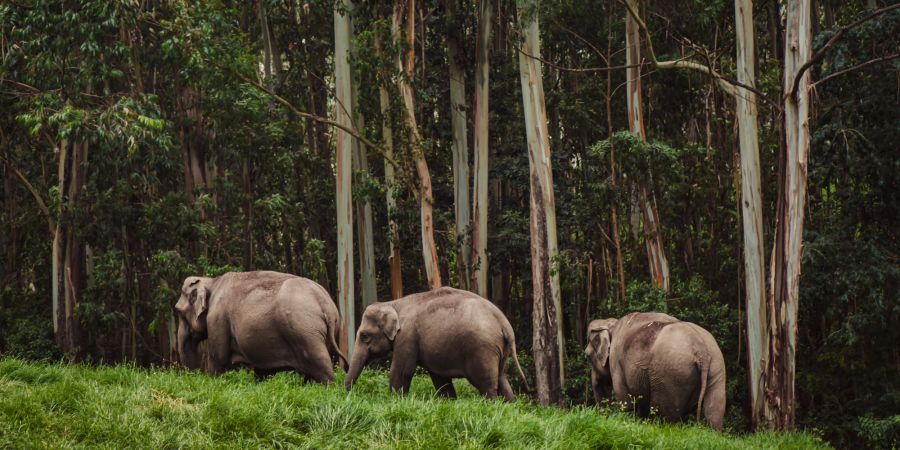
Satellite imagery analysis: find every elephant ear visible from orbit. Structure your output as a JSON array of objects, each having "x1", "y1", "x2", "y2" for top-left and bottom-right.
[
  {"x1": 190, "y1": 279, "x2": 209, "y2": 325},
  {"x1": 379, "y1": 306, "x2": 400, "y2": 341},
  {"x1": 587, "y1": 321, "x2": 612, "y2": 368},
  {"x1": 594, "y1": 330, "x2": 611, "y2": 368}
]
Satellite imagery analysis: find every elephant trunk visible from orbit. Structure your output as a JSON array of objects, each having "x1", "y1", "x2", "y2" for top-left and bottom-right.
[
  {"x1": 344, "y1": 347, "x2": 368, "y2": 391},
  {"x1": 177, "y1": 316, "x2": 200, "y2": 370}
]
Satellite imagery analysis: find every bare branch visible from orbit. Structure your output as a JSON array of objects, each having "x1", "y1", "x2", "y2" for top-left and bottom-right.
[
  {"x1": 812, "y1": 53, "x2": 900, "y2": 88},
  {"x1": 790, "y1": 3, "x2": 900, "y2": 99},
  {"x1": 514, "y1": 43, "x2": 641, "y2": 73},
  {"x1": 0, "y1": 153, "x2": 55, "y2": 232}
]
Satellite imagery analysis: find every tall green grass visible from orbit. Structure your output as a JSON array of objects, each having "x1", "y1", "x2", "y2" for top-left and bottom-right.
[{"x1": 0, "y1": 358, "x2": 826, "y2": 449}]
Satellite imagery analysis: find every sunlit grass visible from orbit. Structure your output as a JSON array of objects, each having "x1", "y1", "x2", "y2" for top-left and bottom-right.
[{"x1": 0, "y1": 358, "x2": 828, "y2": 449}]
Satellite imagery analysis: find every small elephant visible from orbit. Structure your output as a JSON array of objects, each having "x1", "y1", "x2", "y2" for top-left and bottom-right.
[
  {"x1": 175, "y1": 271, "x2": 348, "y2": 383},
  {"x1": 585, "y1": 312, "x2": 726, "y2": 430},
  {"x1": 344, "y1": 287, "x2": 529, "y2": 400}
]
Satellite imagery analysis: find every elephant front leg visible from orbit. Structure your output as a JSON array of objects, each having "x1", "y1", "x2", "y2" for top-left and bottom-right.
[
  {"x1": 429, "y1": 373, "x2": 457, "y2": 399},
  {"x1": 388, "y1": 343, "x2": 417, "y2": 394},
  {"x1": 204, "y1": 333, "x2": 231, "y2": 375}
]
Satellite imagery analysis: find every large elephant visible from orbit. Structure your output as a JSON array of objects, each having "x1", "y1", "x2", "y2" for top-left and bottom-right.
[
  {"x1": 344, "y1": 287, "x2": 529, "y2": 400},
  {"x1": 584, "y1": 312, "x2": 726, "y2": 430},
  {"x1": 174, "y1": 271, "x2": 347, "y2": 382}
]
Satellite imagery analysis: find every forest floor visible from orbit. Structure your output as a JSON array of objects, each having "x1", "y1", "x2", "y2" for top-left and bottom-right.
[{"x1": 0, "y1": 358, "x2": 827, "y2": 449}]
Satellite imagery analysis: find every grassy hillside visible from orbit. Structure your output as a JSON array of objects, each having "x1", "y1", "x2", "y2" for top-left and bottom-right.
[{"x1": 0, "y1": 358, "x2": 826, "y2": 449}]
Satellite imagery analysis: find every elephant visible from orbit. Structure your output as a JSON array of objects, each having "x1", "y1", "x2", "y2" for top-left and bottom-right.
[
  {"x1": 174, "y1": 271, "x2": 348, "y2": 383},
  {"x1": 343, "y1": 287, "x2": 529, "y2": 401},
  {"x1": 584, "y1": 312, "x2": 726, "y2": 430}
]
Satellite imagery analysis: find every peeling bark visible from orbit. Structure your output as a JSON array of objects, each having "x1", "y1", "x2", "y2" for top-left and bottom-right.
[
  {"x1": 446, "y1": 0, "x2": 471, "y2": 291},
  {"x1": 518, "y1": 0, "x2": 564, "y2": 405}
]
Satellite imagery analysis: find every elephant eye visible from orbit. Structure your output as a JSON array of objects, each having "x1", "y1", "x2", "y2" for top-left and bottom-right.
[
  {"x1": 189, "y1": 291, "x2": 196, "y2": 304},
  {"x1": 360, "y1": 332, "x2": 370, "y2": 343}
]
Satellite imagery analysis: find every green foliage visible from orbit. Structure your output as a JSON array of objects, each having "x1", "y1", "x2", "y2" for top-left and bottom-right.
[{"x1": 0, "y1": 358, "x2": 827, "y2": 449}]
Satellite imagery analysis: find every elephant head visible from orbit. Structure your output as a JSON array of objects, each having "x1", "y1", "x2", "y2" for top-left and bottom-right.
[
  {"x1": 585, "y1": 318, "x2": 618, "y2": 379},
  {"x1": 344, "y1": 303, "x2": 400, "y2": 390},
  {"x1": 174, "y1": 276, "x2": 213, "y2": 369}
]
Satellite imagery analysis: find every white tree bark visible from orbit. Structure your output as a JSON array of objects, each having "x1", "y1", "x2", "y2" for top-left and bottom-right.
[
  {"x1": 334, "y1": 0, "x2": 356, "y2": 357},
  {"x1": 518, "y1": 0, "x2": 564, "y2": 405},
  {"x1": 734, "y1": 0, "x2": 769, "y2": 429},
  {"x1": 471, "y1": 0, "x2": 493, "y2": 297}
]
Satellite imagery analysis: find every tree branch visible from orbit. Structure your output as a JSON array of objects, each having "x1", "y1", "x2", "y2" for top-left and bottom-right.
[
  {"x1": 514, "y1": 43, "x2": 641, "y2": 73},
  {"x1": 790, "y1": 3, "x2": 900, "y2": 99},
  {"x1": 0, "y1": 153, "x2": 56, "y2": 232},
  {"x1": 811, "y1": 53, "x2": 900, "y2": 88},
  {"x1": 619, "y1": 0, "x2": 780, "y2": 109}
]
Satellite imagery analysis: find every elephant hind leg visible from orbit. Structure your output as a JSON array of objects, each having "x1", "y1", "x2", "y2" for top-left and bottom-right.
[
  {"x1": 702, "y1": 380, "x2": 726, "y2": 431},
  {"x1": 498, "y1": 375, "x2": 515, "y2": 402},
  {"x1": 429, "y1": 373, "x2": 457, "y2": 399},
  {"x1": 466, "y1": 358, "x2": 500, "y2": 400},
  {"x1": 297, "y1": 343, "x2": 335, "y2": 384}
]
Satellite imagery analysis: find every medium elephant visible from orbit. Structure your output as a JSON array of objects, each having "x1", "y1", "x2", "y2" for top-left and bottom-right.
[
  {"x1": 344, "y1": 287, "x2": 529, "y2": 401},
  {"x1": 175, "y1": 271, "x2": 347, "y2": 383},
  {"x1": 584, "y1": 312, "x2": 726, "y2": 430}
]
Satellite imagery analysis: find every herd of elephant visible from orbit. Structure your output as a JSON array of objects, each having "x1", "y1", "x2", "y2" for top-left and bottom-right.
[{"x1": 174, "y1": 271, "x2": 726, "y2": 430}]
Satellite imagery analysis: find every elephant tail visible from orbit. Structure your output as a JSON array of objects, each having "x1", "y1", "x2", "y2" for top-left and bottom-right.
[
  {"x1": 695, "y1": 357, "x2": 709, "y2": 423},
  {"x1": 505, "y1": 330, "x2": 531, "y2": 393},
  {"x1": 328, "y1": 314, "x2": 349, "y2": 368}
]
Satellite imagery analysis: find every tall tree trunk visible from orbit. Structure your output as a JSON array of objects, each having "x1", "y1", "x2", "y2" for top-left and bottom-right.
[
  {"x1": 606, "y1": 4, "x2": 626, "y2": 303},
  {"x1": 377, "y1": 39, "x2": 404, "y2": 299},
  {"x1": 350, "y1": 32, "x2": 377, "y2": 307},
  {"x1": 735, "y1": 0, "x2": 769, "y2": 430},
  {"x1": 517, "y1": 0, "x2": 564, "y2": 405},
  {"x1": 52, "y1": 140, "x2": 68, "y2": 345},
  {"x1": 334, "y1": 0, "x2": 357, "y2": 357},
  {"x1": 394, "y1": 0, "x2": 442, "y2": 289},
  {"x1": 624, "y1": 0, "x2": 670, "y2": 292},
  {"x1": 765, "y1": 0, "x2": 812, "y2": 430},
  {"x1": 471, "y1": 0, "x2": 493, "y2": 297},
  {"x1": 446, "y1": 0, "x2": 471, "y2": 291},
  {"x1": 242, "y1": 159, "x2": 254, "y2": 270}
]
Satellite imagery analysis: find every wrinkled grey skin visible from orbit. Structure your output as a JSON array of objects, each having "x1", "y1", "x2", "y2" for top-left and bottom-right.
[
  {"x1": 175, "y1": 271, "x2": 348, "y2": 383},
  {"x1": 344, "y1": 287, "x2": 529, "y2": 400},
  {"x1": 585, "y1": 312, "x2": 726, "y2": 430}
]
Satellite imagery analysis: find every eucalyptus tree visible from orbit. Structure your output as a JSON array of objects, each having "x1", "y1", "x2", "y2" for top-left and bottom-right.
[{"x1": 517, "y1": 0, "x2": 564, "y2": 406}]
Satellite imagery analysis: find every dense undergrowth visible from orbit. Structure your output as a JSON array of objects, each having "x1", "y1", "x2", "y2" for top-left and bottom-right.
[{"x1": 0, "y1": 358, "x2": 827, "y2": 449}]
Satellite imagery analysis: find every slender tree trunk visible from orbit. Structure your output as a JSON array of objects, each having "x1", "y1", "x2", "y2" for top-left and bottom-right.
[
  {"x1": 242, "y1": 158, "x2": 254, "y2": 270},
  {"x1": 471, "y1": 0, "x2": 493, "y2": 297},
  {"x1": 765, "y1": 0, "x2": 812, "y2": 430},
  {"x1": 606, "y1": 5, "x2": 626, "y2": 303},
  {"x1": 52, "y1": 140, "x2": 69, "y2": 352},
  {"x1": 446, "y1": 0, "x2": 471, "y2": 291},
  {"x1": 735, "y1": 0, "x2": 769, "y2": 430},
  {"x1": 518, "y1": 0, "x2": 564, "y2": 405},
  {"x1": 377, "y1": 39, "x2": 404, "y2": 299},
  {"x1": 350, "y1": 31, "x2": 377, "y2": 307},
  {"x1": 334, "y1": 0, "x2": 356, "y2": 357},
  {"x1": 624, "y1": 0, "x2": 670, "y2": 292},
  {"x1": 394, "y1": 0, "x2": 442, "y2": 289}
]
